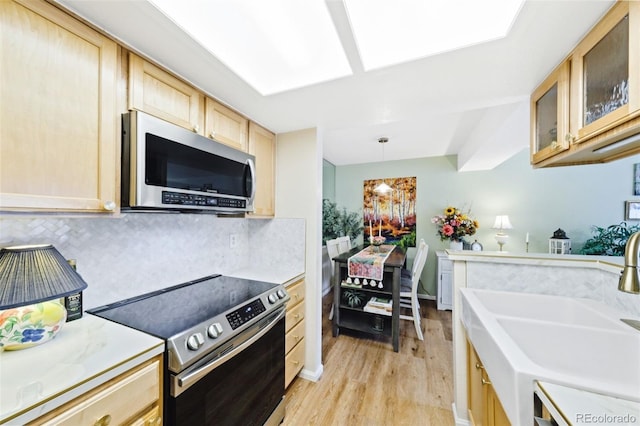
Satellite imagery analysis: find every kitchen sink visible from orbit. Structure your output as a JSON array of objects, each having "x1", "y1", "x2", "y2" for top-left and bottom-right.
[
  {"x1": 497, "y1": 316, "x2": 640, "y2": 398},
  {"x1": 460, "y1": 287, "x2": 640, "y2": 426},
  {"x1": 471, "y1": 288, "x2": 625, "y2": 329}
]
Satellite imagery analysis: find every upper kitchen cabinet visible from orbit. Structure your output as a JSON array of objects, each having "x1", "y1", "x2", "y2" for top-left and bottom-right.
[
  {"x1": 205, "y1": 98, "x2": 249, "y2": 151},
  {"x1": 570, "y1": 1, "x2": 639, "y2": 142},
  {"x1": 532, "y1": 1, "x2": 640, "y2": 168},
  {"x1": 248, "y1": 122, "x2": 275, "y2": 217},
  {"x1": 128, "y1": 53, "x2": 205, "y2": 134},
  {"x1": 0, "y1": 0, "x2": 118, "y2": 212},
  {"x1": 530, "y1": 61, "x2": 570, "y2": 164}
]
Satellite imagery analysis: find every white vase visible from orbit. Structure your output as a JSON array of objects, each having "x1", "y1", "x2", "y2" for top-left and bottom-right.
[{"x1": 449, "y1": 240, "x2": 463, "y2": 250}]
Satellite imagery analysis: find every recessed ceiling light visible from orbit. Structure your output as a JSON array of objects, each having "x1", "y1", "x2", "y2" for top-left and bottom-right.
[
  {"x1": 343, "y1": 0, "x2": 525, "y2": 71},
  {"x1": 149, "y1": 0, "x2": 352, "y2": 96}
]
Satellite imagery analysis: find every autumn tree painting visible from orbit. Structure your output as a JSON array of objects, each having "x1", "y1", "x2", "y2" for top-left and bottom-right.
[{"x1": 364, "y1": 177, "x2": 417, "y2": 247}]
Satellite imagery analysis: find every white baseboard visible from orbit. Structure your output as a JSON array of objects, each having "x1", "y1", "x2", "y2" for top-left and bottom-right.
[
  {"x1": 452, "y1": 403, "x2": 470, "y2": 426},
  {"x1": 298, "y1": 364, "x2": 323, "y2": 382},
  {"x1": 418, "y1": 293, "x2": 436, "y2": 301}
]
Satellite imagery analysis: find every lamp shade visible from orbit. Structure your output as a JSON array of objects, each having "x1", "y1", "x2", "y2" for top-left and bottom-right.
[
  {"x1": 374, "y1": 181, "x2": 392, "y2": 193},
  {"x1": 492, "y1": 215, "x2": 513, "y2": 230},
  {"x1": 0, "y1": 244, "x2": 88, "y2": 309}
]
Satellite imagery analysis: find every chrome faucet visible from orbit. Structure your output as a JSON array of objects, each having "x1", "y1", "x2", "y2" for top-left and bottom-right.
[{"x1": 619, "y1": 231, "x2": 640, "y2": 294}]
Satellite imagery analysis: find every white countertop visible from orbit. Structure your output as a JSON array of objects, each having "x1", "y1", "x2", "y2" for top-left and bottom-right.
[
  {"x1": 0, "y1": 315, "x2": 164, "y2": 425},
  {"x1": 537, "y1": 381, "x2": 640, "y2": 425},
  {"x1": 445, "y1": 250, "x2": 624, "y2": 273}
]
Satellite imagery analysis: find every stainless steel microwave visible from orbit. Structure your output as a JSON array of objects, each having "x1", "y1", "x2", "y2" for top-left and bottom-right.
[{"x1": 121, "y1": 110, "x2": 255, "y2": 213}]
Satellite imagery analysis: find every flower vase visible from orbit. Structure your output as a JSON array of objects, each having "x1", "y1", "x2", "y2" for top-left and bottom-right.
[{"x1": 449, "y1": 240, "x2": 463, "y2": 251}]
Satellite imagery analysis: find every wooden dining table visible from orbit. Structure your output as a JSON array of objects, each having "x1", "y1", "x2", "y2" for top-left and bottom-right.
[{"x1": 331, "y1": 244, "x2": 407, "y2": 352}]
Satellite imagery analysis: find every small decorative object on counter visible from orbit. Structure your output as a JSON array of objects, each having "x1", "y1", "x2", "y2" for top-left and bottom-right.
[
  {"x1": 549, "y1": 229, "x2": 571, "y2": 254},
  {"x1": 471, "y1": 240, "x2": 483, "y2": 251},
  {"x1": 0, "y1": 245, "x2": 88, "y2": 351}
]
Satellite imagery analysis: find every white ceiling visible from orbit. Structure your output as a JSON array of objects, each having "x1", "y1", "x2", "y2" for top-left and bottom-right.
[{"x1": 56, "y1": 0, "x2": 614, "y2": 171}]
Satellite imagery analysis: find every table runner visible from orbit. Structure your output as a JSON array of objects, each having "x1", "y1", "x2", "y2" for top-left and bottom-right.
[{"x1": 347, "y1": 245, "x2": 394, "y2": 281}]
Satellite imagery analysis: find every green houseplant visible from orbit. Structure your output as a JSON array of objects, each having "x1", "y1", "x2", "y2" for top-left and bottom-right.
[
  {"x1": 322, "y1": 199, "x2": 364, "y2": 245},
  {"x1": 580, "y1": 222, "x2": 640, "y2": 256}
]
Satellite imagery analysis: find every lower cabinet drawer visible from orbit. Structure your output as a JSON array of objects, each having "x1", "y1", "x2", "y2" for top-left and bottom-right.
[
  {"x1": 285, "y1": 338, "x2": 305, "y2": 388},
  {"x1": 286, "y1": 301, "x2": 305, "y2": 332},
  {"x1": 285, "y1": 319, "x2": 305, "y2": 354},
  {"x1": 35, "y1": 359, "x2": 160, "y2": 426}
]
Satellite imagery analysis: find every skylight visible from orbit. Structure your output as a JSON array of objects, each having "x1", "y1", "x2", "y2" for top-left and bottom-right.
[
  {"x1": 149, "y1": 0, "x2": 352, "y2": 96},
  {"x1": 343, "y1": 0, "x2": 525, "y2": 71}
]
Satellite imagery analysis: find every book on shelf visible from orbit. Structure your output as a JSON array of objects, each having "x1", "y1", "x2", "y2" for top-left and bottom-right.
[
  {"x1": 367, "y1": 297, "x2": 391, "y2": 308},
  {"x1": 363, "y1": 298, "x2": 391, "y2": 316}
]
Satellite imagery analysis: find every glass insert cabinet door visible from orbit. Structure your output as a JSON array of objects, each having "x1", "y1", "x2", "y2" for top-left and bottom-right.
[
  {"x1": 530, "y1": 61, "x2": 570, "y2": 164},
  {"x1": 571, "y1": 1, "x2": 639, "y2": 142}
]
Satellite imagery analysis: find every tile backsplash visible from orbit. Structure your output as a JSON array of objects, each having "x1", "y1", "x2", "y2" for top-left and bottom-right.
[{"x1": 0, "y1": 213, "x2": 305, "y2": 309}]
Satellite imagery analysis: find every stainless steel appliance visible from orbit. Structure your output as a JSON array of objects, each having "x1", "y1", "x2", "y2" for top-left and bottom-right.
[
  {"x1": 88, "y1": 274, "x2": 289, "y2": 426},
  {"x1": 121, "y1": 110, "x2": 256, "y2": 213}
]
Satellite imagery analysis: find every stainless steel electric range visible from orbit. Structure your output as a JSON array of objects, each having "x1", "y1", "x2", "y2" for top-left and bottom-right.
[{"x1": 88, "y1": 274, "x2": 290, "y2": 426}]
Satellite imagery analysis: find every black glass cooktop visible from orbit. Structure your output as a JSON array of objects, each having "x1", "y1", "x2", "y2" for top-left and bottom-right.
[{"x1": 88, "y1": 274, "x2": 278, "y2": 339}]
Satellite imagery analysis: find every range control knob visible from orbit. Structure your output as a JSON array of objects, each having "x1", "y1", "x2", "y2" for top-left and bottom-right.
[
  {"x1": 268, "y1": 293, "x2": 278, "y2": 304},
  {"x1": 186, "y1": 333, "x2": 205, "y2": 351},
  {"x1": 276, "y1": 289, "x2": 286, "y2": 299},
  {"x1": 207, "y1": 323, "x2": 223, "y2": 339}
]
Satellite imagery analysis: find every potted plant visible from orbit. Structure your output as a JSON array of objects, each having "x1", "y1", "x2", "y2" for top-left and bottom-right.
[
  {"x1": 580, "y1": 222, "x2": 640, "y2": 256},
  {"x1": 322, "y1": 199, "x2": 364, "y2": 246}
]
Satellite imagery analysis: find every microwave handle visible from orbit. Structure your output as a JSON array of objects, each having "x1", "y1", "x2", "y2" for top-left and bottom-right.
[{"x1": 246, "y1": 158, "x2": 256, "y2": 206}]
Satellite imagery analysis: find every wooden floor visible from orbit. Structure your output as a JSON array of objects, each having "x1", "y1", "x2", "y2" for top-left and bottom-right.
[{"x1": 283, "y1": 292, "x2": 455, "y2": 426}]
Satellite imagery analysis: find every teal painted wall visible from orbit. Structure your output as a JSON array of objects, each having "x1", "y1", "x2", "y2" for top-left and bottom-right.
[
  {"x1": 323, "y1": 159, "x2": 336, "y2": 201},
  {"x1": 333, "y1": 148, "x2": 640, "y2": 296}
]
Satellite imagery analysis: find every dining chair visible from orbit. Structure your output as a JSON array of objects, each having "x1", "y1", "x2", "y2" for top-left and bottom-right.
[
  {"x1": 337, "y1": 235, "x2": 351, "y2": 253},
  {"x1": 326, "y1": 238, "x2": 341, "y2": 320},
  {"x1": 399, "y1": 239, "x2": 428, "y2": 341}
]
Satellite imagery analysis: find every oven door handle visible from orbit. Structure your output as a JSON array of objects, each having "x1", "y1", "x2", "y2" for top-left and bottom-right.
[{"x1": 173, "y1": 307, "x2": 286, "y2": 396}]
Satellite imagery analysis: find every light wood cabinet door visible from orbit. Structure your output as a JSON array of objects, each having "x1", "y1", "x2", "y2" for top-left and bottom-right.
[
  {"x1": 285, "y1": 336, "x2": 305, "y2": 388},
  {"x1": 467, "y1": 341, "x2": 510, "y2": 426},
  {"x1": 530, "y1": 61, "x2": 571, "y2": 164},
  {"x1": 205, "y1": 98, "x2": 248, "y2": 151},
  {"x1": 0, "y1": 0, "x2": 118, "y2": 212},
  {"x1": 570, "y1": 1, "x2": 639, "y2": 143},
  {"x1": 29, "y1": 357, "x2": 162, "y2": 426},
  {"x1": 248, "y1": 121, "x2": 275, "y2": 217},
  {"x1": 129, "y1": 52, "x2": 204, "y2": 134},
  {"x1": 467, "y1": 344, "x2": 485, "y2": 426}
]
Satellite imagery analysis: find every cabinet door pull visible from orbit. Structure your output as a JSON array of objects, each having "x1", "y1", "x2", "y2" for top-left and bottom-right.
[
  {"x1": 475, "y1": 362, "x2": 484, "y2": 370},
  {"x1": 481, "y1": 378, "x2": 492, "y2": 386},
  {"x1": 94, "y1": 414, "x2": 112, "y2": 426}
]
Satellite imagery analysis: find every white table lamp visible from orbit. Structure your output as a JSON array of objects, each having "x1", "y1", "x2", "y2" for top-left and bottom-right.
[{"x1": 492, "y1": 215, "x2": 513, "y2": 251}]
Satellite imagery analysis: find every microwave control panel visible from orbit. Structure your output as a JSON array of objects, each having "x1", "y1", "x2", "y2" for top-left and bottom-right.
[{"x1": 162, "y1": 191, "x2": 246, "y2": 208}]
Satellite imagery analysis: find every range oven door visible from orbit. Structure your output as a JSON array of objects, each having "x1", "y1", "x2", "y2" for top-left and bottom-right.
[{"x1": 167, "y1": 309, "x2": 286, "y2": 426}]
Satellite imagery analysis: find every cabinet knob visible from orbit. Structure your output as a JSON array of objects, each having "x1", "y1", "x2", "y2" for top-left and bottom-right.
[
  {"x1": 94, "y1": 414, "x2": 112, "y2": 426},
  {"x1": 210, "y1": 131, "x2": 216, "y2": 139},
  {"x1": 550, "y1": 140, "x2": 558, "y2": 150},
  {"x1": 475, "y1": 362, "x2": 484, "y2": 370},
  {"x1": 193, "y1": 124, "x2": 200, "y2": 133},
  {"x1": 481, "y1": 378, "x2": 492, "y2": 386},
  {"x1": 103, "y1": 201, "x2": 116, "y2": 211},
  {"x1": 565, "y1": 133, "x2": 575, "y2": 144}
]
